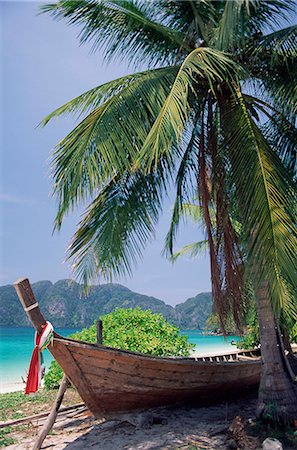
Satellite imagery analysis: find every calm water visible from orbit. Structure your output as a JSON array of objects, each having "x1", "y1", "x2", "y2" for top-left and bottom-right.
[
  {"x1": 180, "y1": 330, "x2": 241, "y2": 354},
  {"x1": 0, "y1": 327, "x2": 79, "y2": 386},
  {"x1": 0, "y1": 327, "x2": 240, "y2": 388}
]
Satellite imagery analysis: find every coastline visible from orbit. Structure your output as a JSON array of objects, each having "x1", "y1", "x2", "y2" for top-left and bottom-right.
[{"x1": 191, "y1": 347, "x2": 242, "y2": 358}]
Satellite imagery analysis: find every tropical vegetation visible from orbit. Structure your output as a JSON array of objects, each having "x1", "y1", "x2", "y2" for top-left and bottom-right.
[
  {"x1": 44, "y1": 307, "x2": 195, "y2": 389},
  {"x1": 170, "y1": 203, "x2": 297, "y2": 349},
  {"x1": 42, "y1": 1, "x2": 297, "y2": 425},
  {"x1": 238, "y1": 307, "x2": 297, "y2": 350}
]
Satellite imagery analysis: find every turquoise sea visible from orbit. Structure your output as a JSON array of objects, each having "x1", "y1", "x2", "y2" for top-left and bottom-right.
[{"x1": 0, "y1": 327, "x2": 240, "y2": 390}]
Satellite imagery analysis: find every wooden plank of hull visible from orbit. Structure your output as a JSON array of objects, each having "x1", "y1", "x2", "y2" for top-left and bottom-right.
[
  {"x1": 69, "y1": 350, "x2": 259, "y2": 390},
  {"x1": 49, "y1": 344, "x2": 104, "y2": 416},
  {"x1": 89, "y1": 374, "x2": 260, "y2": 413},
  {"x1": 49, "y1": 338, "x2": 261, "y2": 416}
]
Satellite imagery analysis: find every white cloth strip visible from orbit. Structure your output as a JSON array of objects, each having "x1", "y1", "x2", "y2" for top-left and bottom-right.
[{"x1": 24, "y1": 302, "x2": 39, "y2": 312}]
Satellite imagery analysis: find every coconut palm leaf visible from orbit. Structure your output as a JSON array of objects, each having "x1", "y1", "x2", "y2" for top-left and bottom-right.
[
  {"x1": 246, "y1": 0, "x2": 294, "y2": 30},
  {"x1": 243, "y1": 94, "x2": 297, "y2": 176},
  {"x1": 262, "y1": 65, "x2": 297, "y2": 117},
  {"x1": 165, "y1": 116, "x2": 201, "y2": 256},
  {"x1": 41, "y1": 68, "x2": 177, "y2": 125},
  {"x1": 41, "y1": 0, "x2": 191, "y2": 66},
  {"x1": 136, "y1": 47, "x2": 244, "y2": 173},
  {"x1": 66, "y1": 168, "x2": 167, "y2": 283},
  {"x1": 253, "y1": 25, "x2": 297, "y2": 60},
  {"x1": 44, "y1": 67, "x2": 178, "y2": 229},
  {"x1": 213, "y1": 0, "x2": 294, "y2": 52},
  {"x1": 157, "y1": 0, "x2": 217, "y2": 44},
  {"x1": 170, "y1": 240, "x2": 208, "y2": 263},
  {"x1": 221, "y1": 91, "x2": 297, "y2": 318}
]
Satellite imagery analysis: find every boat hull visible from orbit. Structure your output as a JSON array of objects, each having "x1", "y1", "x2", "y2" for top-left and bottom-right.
[{"x1": 49, "y1": 336, "x2": 261, "y2": 417}]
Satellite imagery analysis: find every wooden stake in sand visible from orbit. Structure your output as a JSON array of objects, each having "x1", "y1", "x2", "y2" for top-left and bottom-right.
[{"x1": 33, "y1": 374, "x2": 70, "y2": 450}]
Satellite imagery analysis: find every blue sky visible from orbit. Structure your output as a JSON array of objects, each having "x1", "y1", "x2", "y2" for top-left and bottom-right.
[{"x1": 0, "y1": 1, "x2": 211, "y2": 305}]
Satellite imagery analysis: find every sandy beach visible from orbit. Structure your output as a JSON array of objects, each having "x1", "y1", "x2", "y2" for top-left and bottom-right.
[
  {"x1": 5, "y1": 393, "x2": 296, "y2": 450},
  {"x1": 5, "y1": 394, "x2": 260, "y2": 449},
  {"x1": 0, "y1": 382, "x2": 24, "y2": 395}
]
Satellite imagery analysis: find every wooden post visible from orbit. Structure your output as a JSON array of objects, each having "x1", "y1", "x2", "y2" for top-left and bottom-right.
[
  {"x1": 14, "y1": 278, "x2": 46, "y2": 334},
  {"x1": 97, "y1": 319, "x2": 103, "y2": 345},
  {"x1": 33, "y1": 374, "x2": 70, "y2": 450}
]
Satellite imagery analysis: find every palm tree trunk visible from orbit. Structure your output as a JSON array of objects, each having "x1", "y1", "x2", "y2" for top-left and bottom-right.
[{"x1": 255, "y1": 281, "x2": 297, "y2": 426}]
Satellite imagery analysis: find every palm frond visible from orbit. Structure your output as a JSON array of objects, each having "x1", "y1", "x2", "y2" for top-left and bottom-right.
[
  {"x1": 262, "y1": 67, "x2": 297, "y2": 118},
  {"x1": 136, "y1": 47, "x2": 244, "y2": 173},
  {"x1": 157, "y1": 0, "x2": 217, "y2": 44},
  {"x1": 253, "y1": 25, "x2": 297, "y2": 61},
  {"x1": 66, "y1": 169, "x2": 166, "y2": 284},
  {"x1": 213, "y1": 0, "x2": 295, "y2": 51},
  {"x1": 221, "y1": 90, "x2": 297, "y2": 320},
  {"x1": 165, "y1": 116, "x2": 201, "y2": 256},
  {"x1": 243, "y1": 94, "x2": 297, "y2": 176},
  {"x1": 47, "y1": 67, "x2": 178, "y2": 229},
  {"x1": 41, "y1": 0, "x2": 191, "y2": 66},
  {"x1": 170, "y1": 240, "x2": 208, "y2": 263},
  {"x1": 246, "y1": 0, "x2": 295, "y2": 31},
  {"x1": 213, "y1": 0, "x2": 247, "y2": 51},
  {"x1": 41, "y1": 69, "x2": 174, "y2": 126}
]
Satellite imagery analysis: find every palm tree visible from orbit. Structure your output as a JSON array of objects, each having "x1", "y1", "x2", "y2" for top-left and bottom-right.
[{"x1": 41, "y1": 1, "x2": 297, "y2": 425}]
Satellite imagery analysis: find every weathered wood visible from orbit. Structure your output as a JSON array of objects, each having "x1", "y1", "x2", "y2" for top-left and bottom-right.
[
  {"x1": 51, "y1": 343, "x2": 104, "y2": 416},
  {"x1": 52, "y1": 338, "x2": 261, "y2": 414},
  {"x1": 0, "y1": 403, "x2": 84, "y2": 428},
  {"x1": 68, "y1": 350, "x2": 258, "y2": 388},
  {"x1": 237, "y1": 355, "x2": 261, "y2": 361},
  {"x1": 97, "y1": 319, "x2": 103, "y2": 345},
  {"x1": 13, "y1": 278, "x2": 46, "y2": 334},
  {"x1": 33, "y1": 375, "x2": 70, "y2": 450}
]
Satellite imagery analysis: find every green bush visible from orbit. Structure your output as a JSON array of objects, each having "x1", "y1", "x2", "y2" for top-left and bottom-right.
[
  {"x1": 237, "y1": 305, "x2": 259, "y2": 350},
  {"x1": 236, "y1": 304, "x2": 297, "y2": 350},
  {"x1": 44, "y1": 307, "x2": 194, "y2": 389},
  {"x1": 44, "y1": 360, "x2": 64, "y2": 390}
]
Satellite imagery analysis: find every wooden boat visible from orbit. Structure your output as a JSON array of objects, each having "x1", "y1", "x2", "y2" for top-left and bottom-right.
[{"x1": 15, "y1": 278, "x2": 262, "y2": 417}]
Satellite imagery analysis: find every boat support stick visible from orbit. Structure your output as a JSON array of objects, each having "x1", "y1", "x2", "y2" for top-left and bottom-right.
[{"x1": 33, "y1": 374, "x2": 70, "y2": 450}]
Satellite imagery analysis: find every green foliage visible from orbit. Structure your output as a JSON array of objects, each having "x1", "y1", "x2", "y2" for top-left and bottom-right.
[
  {"x1": 0, "y1": 391, "x2": 47, "y2": 421},
  {"x1": 236, "y1": 305, "x2": 297, "y2": 350},
  {"x1": 237, "y1": 306, "x2": 260, "y2": 350},
  {"x1": 290, "y1": 323, "x2": 297, "y2": 344},
  {"x1": 44, "y1": 360, "x2": 64, "y2": 390},
  {"x1": 0, "y1": 427, "x2": 15, "y2": 448},
  {"x1": 44, "y1": 307, "x2": 194, "y2": 389},
  {"x1": 204, "y1": 313, "x2": 237, "y2": 335}
]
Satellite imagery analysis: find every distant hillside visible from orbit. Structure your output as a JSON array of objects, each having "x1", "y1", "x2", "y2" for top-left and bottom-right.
[
  {"x1": 0, "y1": 280, "x2": 212, "y2": 330},
  {"x1": 175, "y1": 293, "x2": 213, "y2": 330}
]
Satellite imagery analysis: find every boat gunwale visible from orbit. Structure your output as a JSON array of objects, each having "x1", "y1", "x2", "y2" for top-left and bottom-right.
[{"x1": 53, "y1": 333, "x2": 261, "y2": 365}]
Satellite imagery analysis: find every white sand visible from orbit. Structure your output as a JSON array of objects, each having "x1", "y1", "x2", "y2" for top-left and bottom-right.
[
  {"x1": 191, "y1": 348, "x2": 243, "y2": 358},
  {"x1": 0, "y1": 382, "x2": 24, "y2": 394},
  {"x1": 6, "y1": 396, "x2": 261, "y2": 450}
]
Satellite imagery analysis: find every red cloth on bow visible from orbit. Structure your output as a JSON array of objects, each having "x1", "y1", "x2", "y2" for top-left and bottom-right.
[{"x1": 25, "y1": 326, "x2": 45, "y2": 394}]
